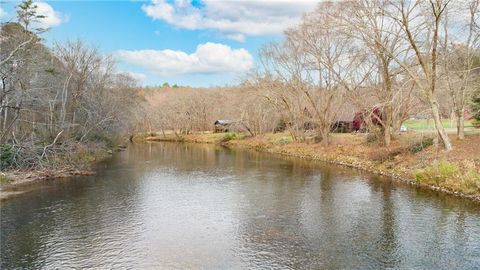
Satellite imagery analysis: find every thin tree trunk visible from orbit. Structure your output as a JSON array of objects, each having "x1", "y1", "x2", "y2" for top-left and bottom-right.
[
  {"x1": 383, "y1": 103, "x2": 392, "y2": 147},
  {"x1": 457, "y1": 109, "x2": 465, "y2": 140},
  {"x1": 319, "y1": 125, "x2": 330, "y2": 145},
  {"x1": 384, "y1": 125, "x2": 391, "y2": 147},
  {"x1": 430, "y1": 98, "x2": 452, "y2": 151}
]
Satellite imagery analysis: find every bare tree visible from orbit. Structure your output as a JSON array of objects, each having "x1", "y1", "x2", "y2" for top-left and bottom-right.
[
  {"x1": 382, "y1": 0, "x2": 454, "y2": 151},
  {"x1": 256, "y1": 50, "x2": 309, "y2": 142},
  {"x1": 442, "y1": 0, "x2": 479, "y2": 139},
  {"x1": 54, "y1": 40, "x2": 102, "y2": 132},
  {"x1": 341, "y1": 0, "x2": 413, "y2": 146},
  {"x1": 258, "y1": 2, "x2": 369, "y2": 144},
  {"x1": 0, "y1": 0, "x2": 47, "y2": 144}
]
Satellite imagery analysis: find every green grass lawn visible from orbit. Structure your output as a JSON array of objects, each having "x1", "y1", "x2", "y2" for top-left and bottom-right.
[{"x1": 404, "y1": 119, "x2": 474, "y2": 130}]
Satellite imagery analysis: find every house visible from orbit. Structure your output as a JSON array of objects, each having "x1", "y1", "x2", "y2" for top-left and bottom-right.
[
  {"x1": 331, "y1": 106, "x2": 384, "y2": 133},
  {"x1": 214, "y1": 120, "x2": 233, "y2": 133}
]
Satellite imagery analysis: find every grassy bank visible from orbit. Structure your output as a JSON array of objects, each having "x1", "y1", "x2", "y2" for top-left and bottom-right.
[
  {"x1": 135, "y1": 131, "x2": 480, "y2": 202},
  {"x1": 404, "y1": 119, "x2": 475, "y2": 130}
]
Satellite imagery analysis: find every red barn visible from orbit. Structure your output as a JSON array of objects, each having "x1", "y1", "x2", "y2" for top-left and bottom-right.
[{"x1": 353, "y1": 107, "x2": 383, "y2": 132}]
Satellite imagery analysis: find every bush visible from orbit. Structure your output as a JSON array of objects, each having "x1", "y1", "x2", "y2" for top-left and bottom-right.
[
  {"x1": 472, "y1": 93, "x2": 480, "y2": 126},
  {"x1": 409, "y1": 137, "x2": 434, "y2": 153},
  {"x1": 89, "y1": 133, "x2": 115, "y2": 147},
  {"x1": 0, "y1": 144, "x2": 14, "y2": 170},
  {"x1": 0, "y1": 174, "x2": 11, "y2": 183},
  {"x1": 473, "y1": 119, "x2": 480, "y2": 128},
  {"x1": 369, "y1": 147, "x2": 405, "y2": 162},
  {"x1": 67, "y1": 143, "x2": 108, "y2": 168},
  {"x1": 220, "y1": 132, "x2": 237, "y2": 142},
  {"x1": 275, "y1": 136, "x2": 292, "y2": 145},
  {"x1": 366, "y1": 133, "x2": 377, "y2": 144},
  {"x1": 416, "y1": 161, "x2": 480, "y2": 194},
  {"x1": 416, "y1": 162, "x2": 458, "y2": 185},
  {"x1": 274, "y1": 119, "x2": 287, "y2": 133},
  {"x1": 415, "y1": 161, "x2": 480, "y2": 194}
]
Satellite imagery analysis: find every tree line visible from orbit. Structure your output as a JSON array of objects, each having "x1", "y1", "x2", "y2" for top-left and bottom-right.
[
  {"x1": 1, "y1": 0, "x2": 141, "y2": 169},
  {"x1": 255, "y1": 0, "x2": 480, "y2": 150},
  {"x1": 2, "y1": 0, "x2": 479, "y2": 170},
  {"x1": 140, "y1": 0, "x2": 479, "y2": 152}
]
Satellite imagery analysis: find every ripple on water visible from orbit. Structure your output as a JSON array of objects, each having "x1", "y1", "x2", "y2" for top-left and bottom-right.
[{"x1": 1, "y1": 143, "x2": 480, "y2": 269}]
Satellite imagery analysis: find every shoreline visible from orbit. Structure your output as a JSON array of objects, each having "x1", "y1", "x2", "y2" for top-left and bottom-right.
[
  {"x1": 1, "y1": 133, "x2": 479, "y2": 203},
  {"x1": 141, "y1": 132, "x2": 480, "y2": 203},
  {"x1": 225, "y1": 142, "x2": 480, "y2": 203},
  {"x1": 0, "y1": 145, "x2": 125, "y2": 201},
  {"x1": 0, "y1": 168, "x2": 96, "y2": 201}
]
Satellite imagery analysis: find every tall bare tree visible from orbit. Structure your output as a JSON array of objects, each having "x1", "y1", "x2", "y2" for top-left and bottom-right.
[
  {"x1": 442, "y1": 0, "x2": 479, "y2": 139},
  {"x1": 342, "y1": 0, "x2": 413, "y2": 146},
  {"x1": 384, "y1": 0, "x2": 454, "y2": 151}
]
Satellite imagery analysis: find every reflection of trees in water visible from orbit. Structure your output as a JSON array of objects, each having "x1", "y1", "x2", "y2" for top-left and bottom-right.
[
  {"x1": 1, "y1": 176, "x2": 104, "y2": 268},
  {"x1": 370, "y1": 178, "x2": 401, "y2": 268},
  {"x1": 103, "y1": 144, "x2": 480, "y2": 268},
  {"x1": 297, "y1": 168, "x2": 388, "y2": 269},
  {"x1": 3, "y1": 142, "x2": 480, "y2": 268},
  {"x1": 119, "y1": 142, "x2": 235, "y2": 174},
  {"x1": 229, "y1": 155, "x2": 323, "y2": 269},
  {"x1": 131, "y1": 142, "x2": 480, "y2": 269}
]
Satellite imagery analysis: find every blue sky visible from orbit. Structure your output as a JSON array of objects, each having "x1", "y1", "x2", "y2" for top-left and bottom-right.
[{"x1": 0, "y1": 1, "x2": 318, "y2": 87}]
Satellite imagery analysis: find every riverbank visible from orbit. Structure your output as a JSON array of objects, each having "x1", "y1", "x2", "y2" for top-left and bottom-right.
[
  {"x1": 137, "y1": 131, "x2": 480, "y2": 202},
  {"x1": 0, "y1": 168, "x2": 96, "y2": 200},
  {"x1": 0, "y1": 144, "x2": 126, "y2": 200}
]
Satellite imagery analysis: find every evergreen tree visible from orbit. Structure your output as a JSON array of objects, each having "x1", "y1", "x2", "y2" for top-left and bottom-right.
[
  {"x1": 472, "y1": 91, "x2": 480, "y2": 127},
  {"x1": 16, "y1": 0, "x2": 45, "y2": 32}
]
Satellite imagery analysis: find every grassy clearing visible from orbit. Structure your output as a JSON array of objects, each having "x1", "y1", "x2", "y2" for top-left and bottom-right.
[{"x1": 404, "y1": 119, "x2": 474, "y2": 130}]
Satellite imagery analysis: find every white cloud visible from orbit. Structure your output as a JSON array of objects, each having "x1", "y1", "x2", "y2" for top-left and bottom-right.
[
  {"x1": 34, "y1": 2, "x2": 67, "y2": 28},
  {"x1": 116, "y1": 42, "x2": 254, "y2": 76},
  {"x1": 142, "y1": 0, "x2": 318, "y2": 41},
  {"x1": 123, "y1": 71, "x2": 147, "y2": 82},
  {"x1": 225, "y1": 33, "x2": 246, "y2": 42},
  {"x1": 0, "y1": 7, "x2": 7, "y2": 18}
]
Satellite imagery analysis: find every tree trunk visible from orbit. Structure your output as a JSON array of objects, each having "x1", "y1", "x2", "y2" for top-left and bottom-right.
[
  {"x1": 2, "y1": 98, "x2": 8, "y2": 131},
  {"x1": 384, "y1": 125, "x2": 391, "y2": 147},
  {"x1": 457, "y1": 109, "x2": 465, "y2": 140},
  {"x1": 383, "y1": 104, "x2": 392, "y2": 147},
  {"x1": 319, "y1": 125, "x2": 330, "y2": 145},
  {"x1": 430, "y1": 98, "x2": 452, "y2": 151}
]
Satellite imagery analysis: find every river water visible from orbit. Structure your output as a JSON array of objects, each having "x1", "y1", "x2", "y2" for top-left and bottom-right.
[{"x1": 1, "y1": 142, "x2": 479, "y2": 269}]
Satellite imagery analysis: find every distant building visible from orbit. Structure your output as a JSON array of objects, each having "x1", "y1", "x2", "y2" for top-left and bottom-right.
[
  {"x1": 214, "y1": 120, "x2": 234, "y2": 133},
  {"x1": 332, "y1": 106, "x2": 383, "y2": 133}
]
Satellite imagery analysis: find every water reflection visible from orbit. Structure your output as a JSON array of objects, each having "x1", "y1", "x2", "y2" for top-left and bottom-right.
[{"x1": 1, "y1": 142, "x2": 479, "y2": 269}]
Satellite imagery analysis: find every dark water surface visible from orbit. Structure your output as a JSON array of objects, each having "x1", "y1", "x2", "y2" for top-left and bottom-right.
[{"x1": 1, "y1": 142, "x2": 479, "y2": 269}]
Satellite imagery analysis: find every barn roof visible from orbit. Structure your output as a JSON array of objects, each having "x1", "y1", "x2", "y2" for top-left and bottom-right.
[{"x1": 214, "y1": 120, "x2": 233, "y2": 125}]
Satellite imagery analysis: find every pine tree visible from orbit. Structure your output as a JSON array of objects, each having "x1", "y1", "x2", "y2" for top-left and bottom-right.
[{"x1": 16, "y1": 0, "x2": 46, "y2": 32}]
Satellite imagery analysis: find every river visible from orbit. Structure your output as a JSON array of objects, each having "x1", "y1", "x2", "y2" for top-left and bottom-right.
[{"x1": 1, "y1": 142, "x2": 479, "y2": 269}]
